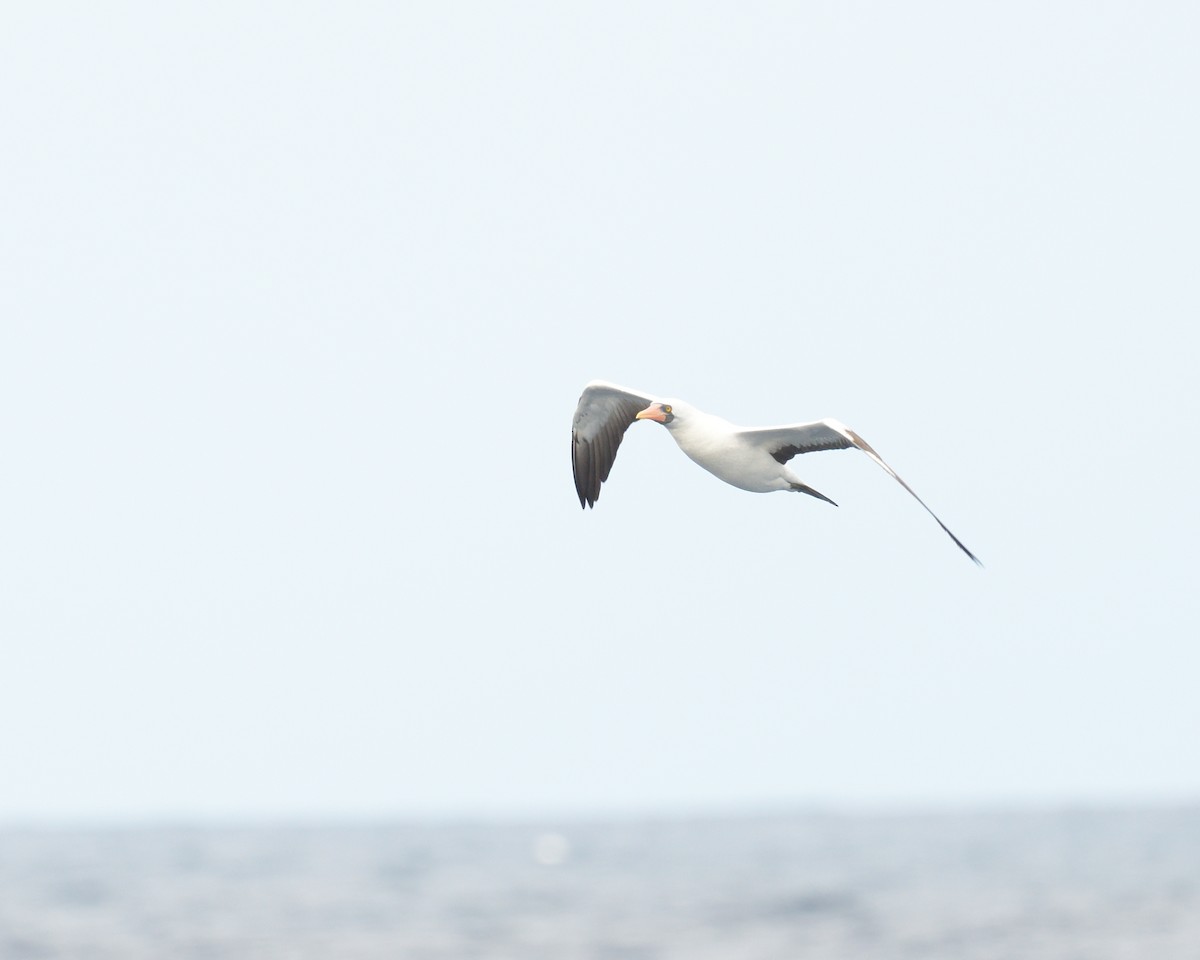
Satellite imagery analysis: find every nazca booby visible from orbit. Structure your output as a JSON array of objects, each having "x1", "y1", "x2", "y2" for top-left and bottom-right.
[{"x1": 571, "y1": 380, "x2": 981, "y2": 565}]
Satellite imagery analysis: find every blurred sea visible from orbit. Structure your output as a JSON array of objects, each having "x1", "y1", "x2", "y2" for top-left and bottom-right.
[{"x1": 2, "y1": 806, "x2": 1198, "y2": 959}]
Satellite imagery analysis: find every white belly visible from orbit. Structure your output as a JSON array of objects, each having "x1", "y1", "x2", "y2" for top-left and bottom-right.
[{"x1": 672, "y1": 430, "x2": 790, "y2": 493}]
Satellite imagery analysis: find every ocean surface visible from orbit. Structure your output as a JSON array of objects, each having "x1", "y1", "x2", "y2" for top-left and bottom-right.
[{"x1": 2, "y1": 806, "x2": 1198, "y2": 959}]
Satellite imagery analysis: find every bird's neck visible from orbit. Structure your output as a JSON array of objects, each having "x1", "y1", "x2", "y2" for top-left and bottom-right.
[{"x1": 666, "y1": 408, "x2": 737, "y2": 444}]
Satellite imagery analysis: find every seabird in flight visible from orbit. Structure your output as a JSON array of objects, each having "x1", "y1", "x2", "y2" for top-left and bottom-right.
[{"x1": 571, "y1": 380, "x2": 981, "y2": 565}]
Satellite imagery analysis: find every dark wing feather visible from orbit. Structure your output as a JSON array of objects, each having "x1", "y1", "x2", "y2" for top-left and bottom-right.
[
  {"x1": 571, "y1": 381, "x2": 656, "y2": 508},
  {"x1": 744, "y1": 421, "x2": 857, "y2": 463},
  {"x1": 740, "y1": 419, "x2": 982, "y2": 566}
]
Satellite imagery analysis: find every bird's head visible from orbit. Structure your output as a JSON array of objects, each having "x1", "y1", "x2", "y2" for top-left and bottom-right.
[{"x1": 634, "y1": 400, "x2": 677, "y2": 426}]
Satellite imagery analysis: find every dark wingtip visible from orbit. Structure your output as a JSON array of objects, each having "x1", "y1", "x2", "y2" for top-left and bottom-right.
[{"x1": 942, "y1": 525, "x2": 983, "y2": 567}]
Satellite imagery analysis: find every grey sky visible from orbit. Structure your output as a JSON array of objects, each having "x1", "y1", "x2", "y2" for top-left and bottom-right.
[{"x1": 2, "y1": 2, "x2": 1197, "y2": 821}]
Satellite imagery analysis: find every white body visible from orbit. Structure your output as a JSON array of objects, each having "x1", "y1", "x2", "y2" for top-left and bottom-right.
[{"x1": 663, "y1": 404, "x2": 794, "y2": 493}]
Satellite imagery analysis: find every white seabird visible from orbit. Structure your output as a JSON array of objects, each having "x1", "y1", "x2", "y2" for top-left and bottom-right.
[{"x1": 571, "y1": 380, "x2": 981, "y2": 565}]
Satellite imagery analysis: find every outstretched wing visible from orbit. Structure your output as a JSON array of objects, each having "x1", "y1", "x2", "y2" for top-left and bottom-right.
[
  {"x1": 740, "y1": 420, "x2": 858, "y2": 462},
  {"x1": 739, "y1": 419, "x2": 982, "y2": 566},
  {"x1": 571, "y1": 380, "x2": 656, "y2": 508}
]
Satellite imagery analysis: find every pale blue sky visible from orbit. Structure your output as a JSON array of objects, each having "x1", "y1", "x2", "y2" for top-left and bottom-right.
[{"x1": 2, "y1": 2, "x2": 1198, "y2": 821}]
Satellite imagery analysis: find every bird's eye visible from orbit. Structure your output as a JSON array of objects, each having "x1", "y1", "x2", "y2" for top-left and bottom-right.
[{"x1": 663, "y1": 405, "x2": 672, "y2": 414}]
